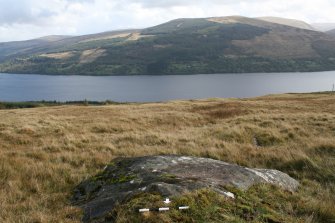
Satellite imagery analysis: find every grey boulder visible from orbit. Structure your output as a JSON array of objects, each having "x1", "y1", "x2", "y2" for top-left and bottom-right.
[{"x1": 72, "y1": 155, "x2": 299, "y2": 222}]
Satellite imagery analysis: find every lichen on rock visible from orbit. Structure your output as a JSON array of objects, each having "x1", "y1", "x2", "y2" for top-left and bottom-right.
[{"x1": 72, "y1": 155, "x2": 299, "y2": 222}]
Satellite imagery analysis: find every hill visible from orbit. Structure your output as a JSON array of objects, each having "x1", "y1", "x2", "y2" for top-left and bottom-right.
[
  {"x1": 0, "y1": 93, "x2": 334, "y2": 222},
  {"x1": 1, "y1": 16, "x2": 335, "y2": 75},
  {"x1": 312, "y1": 23, "x2": 335, "y2": 32},
  {"x1": 0, "y1": 35, "x2": 71, "y2": 62},
  {"x1": 256, "y1": 16, "x2": 315, "y2": 30},
  {"x1": 327, "y1": 29, "x2": 335, "y2": 36},
  {"x1": 0, "y1": 30, "x2": 138, "y2": 63}
]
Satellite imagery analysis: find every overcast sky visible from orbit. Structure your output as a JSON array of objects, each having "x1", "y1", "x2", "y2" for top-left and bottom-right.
[{"x1": 1, "y1": 0, "x2": 335, "y2": 42}]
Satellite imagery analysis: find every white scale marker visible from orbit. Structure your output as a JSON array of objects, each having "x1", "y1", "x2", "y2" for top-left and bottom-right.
[
  {"x1": 139, "y1": 208, "x2": 150, "y2": 212},
  {"x1": 164, "y1": 198, "x2": 171, "y2": 204},
  {"x1": 179, "y1": 206, "x2": 189, "y2": 210},
  {"x1": 138, "y1": 198, "x2": 190, "y2": 212},
  {"x1": 159, "y1": 207, "x2": 169, "y2": 211}
]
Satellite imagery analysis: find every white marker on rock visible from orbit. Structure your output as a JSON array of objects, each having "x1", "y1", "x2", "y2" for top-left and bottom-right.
[
  {"x1": 139, "y1": 208, "x2": 150, "y2": 212},
  {"x1": 223, "y1": 191, "x2": 235, "y2": 199},
  {"x1": 159, "y1": 207, "x2": 169, "y2": 211},
  {"x1": 164, "y1": 198, "x2": 171, "y2": 204},
  {"x1": 179, "y1": 206, "x2": 189, "y2": 210}
]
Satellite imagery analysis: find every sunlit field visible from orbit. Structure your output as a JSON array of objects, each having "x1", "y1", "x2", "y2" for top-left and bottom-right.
[{"x1": 0, "y1": 93, "x2": 334, "y2": 222}]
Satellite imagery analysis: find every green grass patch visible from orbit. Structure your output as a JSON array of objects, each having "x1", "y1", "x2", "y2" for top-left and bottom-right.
[{"x1": 111, "y1": 184, "x2": 326, "y2": 223}]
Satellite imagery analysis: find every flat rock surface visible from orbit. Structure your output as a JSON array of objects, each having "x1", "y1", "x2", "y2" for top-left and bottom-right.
[{"x1": 72, "y1": 155, "x2": 299, "y2": 222}]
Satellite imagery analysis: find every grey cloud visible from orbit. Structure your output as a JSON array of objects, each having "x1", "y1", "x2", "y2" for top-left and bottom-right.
[
  {"x1": 128, "y1": 0, "x2": 266, "y2": 8},
  {"x1": 64, "y1": 0, "x2": 94, "y2": 2},
  {"x1": 0, "y1": 0, "x2": 94, "y2": 26},
  {"x1": 0, "y1": 0, "x2": 335, "y2": 42},
  {"x1": 132, "y1": 0, "x2": 194, "y2": 8},
  {"x1": 0, "y1": 0, "x2": 56, "y2": 25}
]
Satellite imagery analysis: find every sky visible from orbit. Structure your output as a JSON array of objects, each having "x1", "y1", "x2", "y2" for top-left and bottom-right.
[{"x1": 1, "y1": 0, "x2": 335, "y2": 42}]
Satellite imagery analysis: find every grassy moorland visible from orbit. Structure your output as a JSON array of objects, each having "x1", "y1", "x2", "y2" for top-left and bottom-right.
[{"x1": 0, "y1": 93, "x2": 335, "y2": 222}]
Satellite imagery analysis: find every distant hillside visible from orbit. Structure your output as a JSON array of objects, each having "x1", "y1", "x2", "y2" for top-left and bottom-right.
[
  {"x1": 256, "y1": 16, "x2": 315, "y2": 30},
  {"x1": 1, "y1": 16, "x2": 335, "y2": 75},
  {"x1": 0, "y1": 30, "x2": 138, "y2": 62},
  {"x1": 312, "y1": 23, "x2": 335, "y2": 32},
  {"x1": 327, "y1": 29, "x2": 335, "y2": 36},
  {"x1": 0, "y1": 36, "x2": 70, "y2": 62}
]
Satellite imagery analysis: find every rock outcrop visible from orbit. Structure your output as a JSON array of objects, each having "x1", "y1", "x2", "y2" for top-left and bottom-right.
[{"x1": 72, "y1": 155, "x2": 299, "y2": 222}]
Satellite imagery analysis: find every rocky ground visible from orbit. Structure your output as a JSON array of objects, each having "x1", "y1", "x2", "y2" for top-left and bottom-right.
[{"x1": 72, "y1": 155, "x2": 299, "y2": 222}]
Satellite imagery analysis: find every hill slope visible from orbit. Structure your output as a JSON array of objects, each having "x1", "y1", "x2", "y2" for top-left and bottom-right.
[
  {"x1": 256, "y1": 16, "x2": 315, "y2": 30},
  {"x1": 312, "y1": 23, "x2": 335, "y2": 32},
  {"x1": 0, "y1": 30, "x2": 138, "y2": 62},
  {"x1": 327, "y1": 29, "x2": 335, "y2": 36},
  {"x1": 1, "y1": 16, "x2": 335, "y2": 75},
  {"x1": 0, "y1": 35, "x2": 71, "y2": 62}
]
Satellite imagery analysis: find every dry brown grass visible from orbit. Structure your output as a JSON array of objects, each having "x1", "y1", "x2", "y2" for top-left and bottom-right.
[
  {"x1": 125, "y1": 32, "x2": 155, "y2": 42},
  {"x1": 40, "y1": 52, "x2": 75, "y2": 60},
  {"x1": 0, "y1": 93, "x2": 335, "y2": 222},
  {"x1": 79, "y1": 33, "x2": 132, "y2": 43},
  {"x1": 79, "y1": 49, "x2": 107, "y2": 64}
]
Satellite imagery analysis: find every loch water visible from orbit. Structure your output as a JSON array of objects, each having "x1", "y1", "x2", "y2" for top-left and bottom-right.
[{"x1": 0, "y1": 71, "x2": 334, "y2": 102}]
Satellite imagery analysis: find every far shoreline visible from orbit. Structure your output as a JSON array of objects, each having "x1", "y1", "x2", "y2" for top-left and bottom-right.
[
  {"x1": 1, "y1": 92, "x2": 334, "y2": 110},
  {"x1": 1, "y1": 69, "x2": 335, "y2": 77}
]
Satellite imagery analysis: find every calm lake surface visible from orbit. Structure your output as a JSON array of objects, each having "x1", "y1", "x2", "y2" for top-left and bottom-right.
[{"x1": 0, "y1": 72, "x2": 334, "y2": 102}]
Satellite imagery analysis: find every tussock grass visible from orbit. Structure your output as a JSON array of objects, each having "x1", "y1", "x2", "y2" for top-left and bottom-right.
[
  {"x1": 0, "y1": 93, "x2": 335, "y2": 222},
  {"x1": 113, "y1": 185, "x2": 307, "y2": 223}
]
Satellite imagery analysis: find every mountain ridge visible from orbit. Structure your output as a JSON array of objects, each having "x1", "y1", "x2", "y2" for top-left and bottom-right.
[
  {"x1": 1, "y1": 16, "x2": 335, "y2": 75},
  {"x1": 312, "y1": 23, "x2": 335, "y2": 32},
  {"x1": 256, "y1": 16, "x2": 315, "y2": 30},
  {"x1": 327, "y1": 29, "x2": 335, "y2": 36}
]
